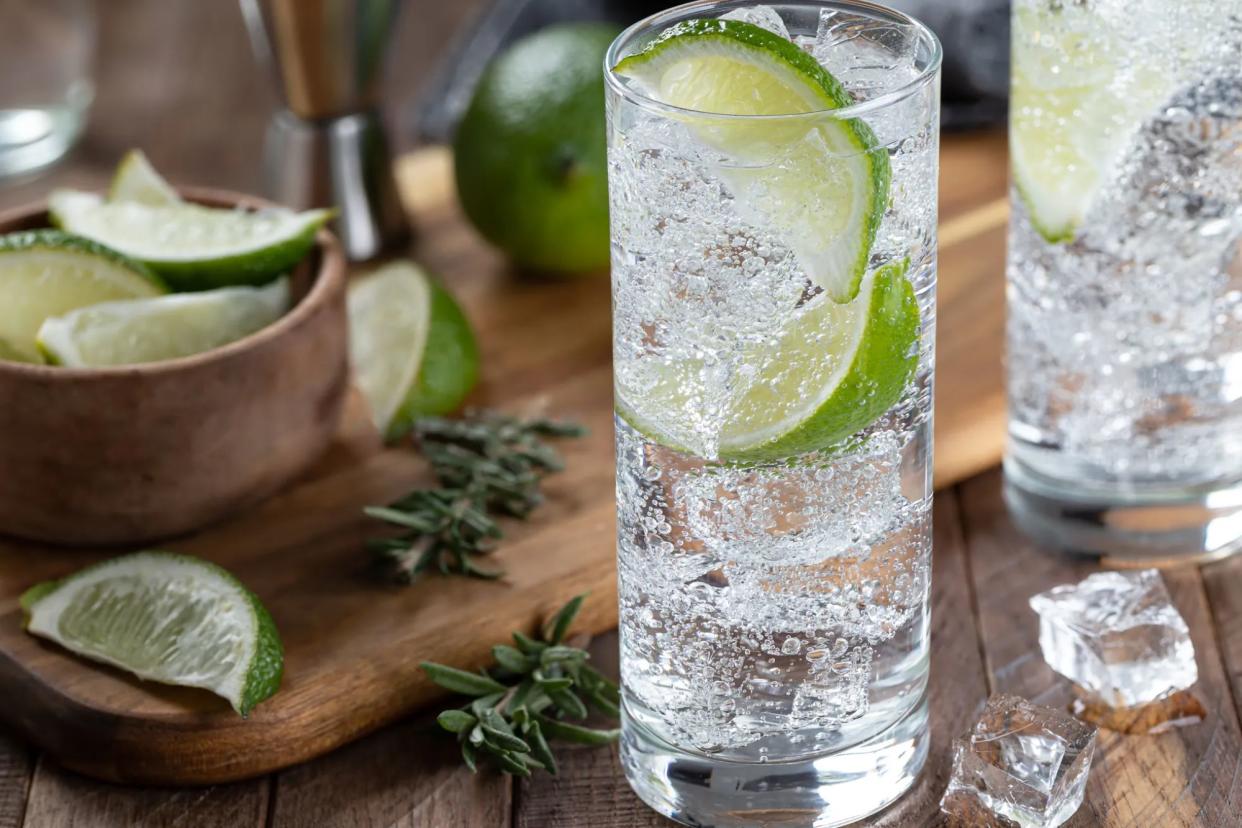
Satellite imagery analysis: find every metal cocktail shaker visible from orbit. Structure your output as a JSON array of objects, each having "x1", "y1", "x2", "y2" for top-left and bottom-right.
[{"x1": 240, "y1": 0, "x2": 409, "y2": 261}]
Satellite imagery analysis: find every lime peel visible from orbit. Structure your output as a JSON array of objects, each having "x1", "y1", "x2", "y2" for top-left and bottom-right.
[
  {"x1": 727, "y1": 259, "x2": 919, "y2": 461},
  {"x1": 617, "y1": 259, "x2": 919, "y2": 462},
  {"x1": 49, "y1": 190, "x2": 331, "y2": 291},
  {"x1": 348, "y1": 260, "x2": 480, "y2": 441},
  {"x1": 37, "y1": 278, "x2": 289, "y2": 367},
  {"x1": 0, "y1": 229, "x2": 166, "y2": 355}
]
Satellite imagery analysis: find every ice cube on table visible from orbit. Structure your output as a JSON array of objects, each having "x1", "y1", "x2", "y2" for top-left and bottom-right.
[
  {"x1": 719, "y1": 5, "x2": 789, "y2": 39},
  {"x1": 1029, "y1": 569, "x2": 1198, "y2": 707},
  {"x1": 941, "y1": 694, "x2": 1097, "y2": 828}
]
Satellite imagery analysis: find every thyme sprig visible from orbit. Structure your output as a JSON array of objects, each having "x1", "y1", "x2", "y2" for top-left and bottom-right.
[
  {"x1": 421, "y1": 595, "x2": 620, "y2": 776},
  {"x1": 365, "y1": 412, "x2": 585, "y2": 582}
]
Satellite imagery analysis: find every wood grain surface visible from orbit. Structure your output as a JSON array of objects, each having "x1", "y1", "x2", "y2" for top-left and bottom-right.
[
  {"x1": 0, "y1": 105, "x2": 1009, "y2": 790},
  {"x1": 3, "y1": 1, "x2": 1240, "y2": 825}
]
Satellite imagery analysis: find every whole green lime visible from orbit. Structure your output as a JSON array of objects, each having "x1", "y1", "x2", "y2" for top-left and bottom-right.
[{"x1": 453, "y1": 23, "x2": 618, "y2": 274}]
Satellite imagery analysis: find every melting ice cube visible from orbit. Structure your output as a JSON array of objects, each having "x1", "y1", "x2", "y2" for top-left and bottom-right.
[
  {"x1": 1070, "y1": 688, "x2": 1206, "y2": 735},
  {"x1": 941, "y1": 694, "x2": 1097, "y2": 828},
  {"x1": 1029, "y1": 569, "x2": 1198, "y2": 707},
  {"x1": 719, "y1": 5, "x2": 789, "y2": 39}
]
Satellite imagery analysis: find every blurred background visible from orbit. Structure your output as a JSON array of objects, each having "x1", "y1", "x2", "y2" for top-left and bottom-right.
[
  {"x1": 0, "y1": 0, "x2": 1007, "y2": 212},
  {"x1": 1, "y1": 1, "x2": 468, "y2": 204}
]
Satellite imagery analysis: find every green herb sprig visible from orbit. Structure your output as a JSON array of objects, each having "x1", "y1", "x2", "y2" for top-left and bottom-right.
[
  {"x1": 422, "y1": 594, "x2": 620, "y2": 776},
  {"x1": 366, "y1": 412, "x2": 585, "y2": 581}
]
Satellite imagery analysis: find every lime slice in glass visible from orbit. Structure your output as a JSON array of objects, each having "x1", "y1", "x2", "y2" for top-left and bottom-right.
[
  {"x1": 49, "y1": 190, "x2": 331, "y2": 291},
  {"x1": 108, "y1": 149, "x2": 182, "y2": 206},
  {"x1": 618, "y1": 260, "x2": 920, "y2": 462},
  {"x1": 613, "y1": 18, "x2": 889, "y2": 303},
  {"x1": 1010, "y1": 1, "x2": 1175, "y2": 242},
  {"x1": 348, "y1": 260, "x2": 480, "y2": 440},
  {"x1": 38, "y1": 278, "x2": 288, "y2": 367},
  {"x1": 0, "y1": 229, "x2": 165, "y2": 356},
  {"x1": 22, "y1": 551, "x2": 284, "y2": 716}
]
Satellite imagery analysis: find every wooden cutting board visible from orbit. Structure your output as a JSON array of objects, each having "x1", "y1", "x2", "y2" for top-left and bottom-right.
[{"x1": 0, "y1": 135, "x2": 1010, "y2": 786}]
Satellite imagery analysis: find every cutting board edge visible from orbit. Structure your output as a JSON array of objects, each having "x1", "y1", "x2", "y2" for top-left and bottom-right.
[{"x1": 3, "y1": 579, "x2": 620, "y2": 786}]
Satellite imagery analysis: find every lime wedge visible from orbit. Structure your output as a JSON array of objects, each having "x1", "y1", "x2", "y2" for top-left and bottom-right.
[
  {"x1": 49, "y1": 190, "x2": 331, "y2": 291},
  {"x1": 1010, "y1": 1, "x2": 1175, "y2": 242},
  {"x1": 38, "y1": 278, "x2": 288, "y2": 367},
  {"x1": 22, "y1": 551, "x2": 283, "y2": 716},
  {"x1": 0, "y1": 230, "x2": 165, "y2": 356},
  {"x1": 613, "y1": 18, "x2": 889, "y2": 303},
  {"x1": 108, "y1": 149, "x2": 182, "y2": 206},
  {"x1": 0, "y1": 336, "x2": 42, "y2": 364},
  {"x1": 618, "y1": 260, "x2": 919, "y2": 462},
  {"x1": 348, "y1": 260, "x2": 480, "y2": 440}
]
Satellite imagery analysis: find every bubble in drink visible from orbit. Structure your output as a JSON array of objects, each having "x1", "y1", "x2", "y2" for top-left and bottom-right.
[{"x1": 607, "y1": 2, "x2": 941, "y2": 823}]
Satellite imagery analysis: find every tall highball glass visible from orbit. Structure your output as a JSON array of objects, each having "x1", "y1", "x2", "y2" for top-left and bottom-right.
[
  {"x1": 1004, "y1": 0, "x2": 1242, "y2": 563},
  {"x1": 605, "y1": 2, "x2": 941, "y2": 824}
]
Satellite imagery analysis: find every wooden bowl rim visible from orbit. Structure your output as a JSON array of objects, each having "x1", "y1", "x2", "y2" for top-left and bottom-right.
[{"x1": 0, "y1": 187, "x2": 346, "y2": 381}]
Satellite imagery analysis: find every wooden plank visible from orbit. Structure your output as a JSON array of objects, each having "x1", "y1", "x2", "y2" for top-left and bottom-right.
[
  {"x1": 514, "y1": 742, "x2": 668, "y2": 828},
  {"x1": 932, "y1": 131, "x2": 1009, "y2": 490},
  {"x1": 20, "y1": 759, "x2": 268, "y2": 828},
  {"x1": 938, "y1": 131, "x2": 1009, "y2": 220},
  {"x1": 514, "y1": 492, "x2": 987, "y2": 827},
  {"x1": 512, "y1": 629, "x2": 669, "y2": 828},
  {"x1": 0, "y1": 731, "x2": 33, "y2": 828},
  {"x1": 959, "y1": 468, "x2": 1242, "y2": 827},
  {"x1": 1202, "y1": 554, "x2": 1242, "y2": 734},
  {"x1": 269, "y1": 716, "x2": 510, "y2": 828},
  {"x1": 933, "y1": 207, "x2": 1007, "y2": 490}
]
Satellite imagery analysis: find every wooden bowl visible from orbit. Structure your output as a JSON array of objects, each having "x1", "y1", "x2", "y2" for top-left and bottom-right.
[{"x1": 0, "y1": 190, "x2": 349, "y2": 545}]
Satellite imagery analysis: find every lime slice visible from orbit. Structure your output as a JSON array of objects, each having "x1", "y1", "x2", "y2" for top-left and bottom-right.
[
  {"x1": 348, "y1": 260, "x2": 480, "y2": 440},
  {"x1": 22, "y1": 551, "x2": 283, "y2": 716},
  {"x1": 618, "y1": 259, "x2": 919, "y2": 462},
  {"x1": 0, "y1": 336, "x2": 42, "y2": 364},
  {"x1": 49, "y1": 190, "x2": 331, "y2": 292},
  {"x1": 0, "y1": 230, "x2": 165, "y2": 356},
  {"x1": 1010, "y1": 1, "x2": 1175, "y2": 242},
  {"x1": 108, "y1": 149, "x2": 182, "y2": 206},
  {"x1": 38, "y1": 278, "x2": 288, "y2": 367},
  {"x1": 613, "y1": 18, "x2": 889, "y2": 303}
]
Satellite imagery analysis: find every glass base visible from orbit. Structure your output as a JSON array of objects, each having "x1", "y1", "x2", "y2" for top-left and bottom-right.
[
  {"x1": 619, "y1": 693, "x2": 929, "y2": 828},
  {"x1": 1004, "y1": 452, "x2": 1242, "y2": 567},
  {"x1": 0, "y1": 102, "x2": 88, "y2": 180}
]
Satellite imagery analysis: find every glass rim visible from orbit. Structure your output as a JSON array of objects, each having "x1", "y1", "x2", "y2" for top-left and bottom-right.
[{"x1": 603, "y1": 0, "x2": 943, "y2": 123}]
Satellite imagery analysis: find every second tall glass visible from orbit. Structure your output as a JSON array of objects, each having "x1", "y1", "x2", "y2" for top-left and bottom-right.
[
  {"x1": 1005, "y1": 0, "x2": 1242, "y2": 563},
  {"x1": 606, "y1": 2, "x2": 941, "y2": 825}
]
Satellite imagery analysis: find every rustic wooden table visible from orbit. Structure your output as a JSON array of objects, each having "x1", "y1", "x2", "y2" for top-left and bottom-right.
[{"x1": 2, "y1": 3, "x2": 1241, "y2": 826}]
